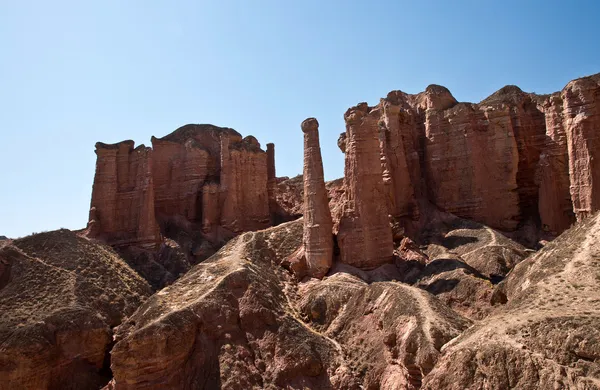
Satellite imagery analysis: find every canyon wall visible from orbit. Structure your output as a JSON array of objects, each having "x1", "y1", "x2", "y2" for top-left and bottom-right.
[
  {"x1": 335, "y1": 73, "x2": 600, "y2": 246},
  {"x1": 88, "y1": 141, "x2": 160, "y2": 248},
  {"x1": 88, "y1": 124, "x2": 271, "y2": 248}
]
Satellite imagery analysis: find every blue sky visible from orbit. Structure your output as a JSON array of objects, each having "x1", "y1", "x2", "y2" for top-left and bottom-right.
[{"x1": 1, "y1": 0, "x2": 598, "y2": 238}]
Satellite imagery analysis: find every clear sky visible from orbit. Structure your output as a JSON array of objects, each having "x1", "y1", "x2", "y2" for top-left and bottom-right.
[{"x1": 0, "y1": 0, "x2": 598, "y2": 238}]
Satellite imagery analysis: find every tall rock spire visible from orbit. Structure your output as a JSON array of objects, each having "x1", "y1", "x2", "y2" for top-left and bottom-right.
[
  {"x1": 337, "y1": 104, "x2": 394, "y2": 269},
  {"x1": 301, "y1": 118, "x2": 333, "y2": 278}
]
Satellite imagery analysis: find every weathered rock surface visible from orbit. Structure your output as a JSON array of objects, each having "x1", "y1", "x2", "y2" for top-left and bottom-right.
[
  {"x1": 0, "y1": 229, "x2": 150, "y2": 390},
  {"x1": 300, "y1": 118, "x2": 334, "y2": 278},
  {"x1": 297, "y1": 273, "x2": 470, "y2": 389},
  {"x1": 87, "y1": 124, "x2": 272, "y2": 287},
  {"x1": 334, "y1": 72, "x2": 600, "y2": 240},
  {"x1": 539, "y1": 93, "x2": 575, "y2": 234},
  {"x1": 107, "y1": 219, "x2": 470, "y2": 389},
  {"x1": 109, "y1": 220, "x2": 353, "y2": 389},
  {"x1": 422, "y1": 212, "x2": 600, "y2": 389},
  {"x1": 149, "y1": 124, "x2": 270, "y2": 235},
  {"x1": 266, "y1": 143, "x2": 277, "y2": 223},
  {"x1": 563, "y1": 74, "x2": 600, "y2": 221},
  {"x1": 88, "y1": 141, "x2": 160, "y2": 248},
  {"x1": 336, "y1": 104, "x2": 394, "y2": 269},
  {"x1": 273, "y1": 175, "x2": 344, "y2": 225}
]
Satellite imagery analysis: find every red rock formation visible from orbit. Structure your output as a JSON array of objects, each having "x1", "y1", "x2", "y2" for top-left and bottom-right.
[
  {"x1": 267, "y1": 143, "x2": 277, "y2": 222},
  {"x1": 88, "y1": 141, "x2": 160, "y2": 248},
  {"x1": 219, "y1": 135, "x2": 270, "y2": 233},
  {"x1": 88, "y1": 124, "x2": 271, "y2": 254},
  {"x1": 380, "y1": 91, "x2": 422, "y2": 219},
  {"x1": 337, "y1": 104, "x2": 394, "y2": 269},
  {"x1": 301, "y1": 118, "x2": 333, "y2": 278},
  {"x1": 538, "y1": 93, "x2": 575, "y2": 233},
  {"x1": 201, "y1": 182, "x2": 219, "y2": 236},
  {"x1": 107, "y1": 220, "x2": 470, "y2": 389},
  {"x1": 423, "y1": 99, "x2": 522, "y2": 231},
  {"x1": 335, "y1": 78, "x2": 600, "y2": 237},
  {"x1": 563, "y1": 74, "x2": 600, "y2": 221},
  {"x1": 150, "y1": 137, "x2": 209, "y2": 221}
]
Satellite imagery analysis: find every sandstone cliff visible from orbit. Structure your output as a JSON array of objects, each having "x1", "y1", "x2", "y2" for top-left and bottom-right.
[
  {"x1": 87, "y1": 124, "x2": 272, "y2": 286},
  {"x1": 88, "y1": 141, "x2": 160, "y2": 248},
  {"x1": 334, "y1": 73, "x2": 600, "y2": 247},
  {"x1": 336, "y1": 104, "x2": 394, "y2": 269}
]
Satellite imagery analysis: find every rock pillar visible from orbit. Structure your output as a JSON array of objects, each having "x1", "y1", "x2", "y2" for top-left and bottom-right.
[
  {"x1": 301, "y1": 118, "x2": 333, "y2": 278},
  {"x1": 337, "y1": 104, "x2": 394, "y2": 269}
]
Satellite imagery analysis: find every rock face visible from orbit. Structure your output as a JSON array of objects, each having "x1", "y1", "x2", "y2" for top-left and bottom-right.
[
  {"x1": 219, "y1": 134, "x2": 270, "y2": 233},
  {"x1": 273, "y1": 176, "x2": 344, "y2": 225},
  {"x1": 334, "y1": 73, "x2": 600, "y2": 239},
  {"x1": 539, "y1": 93, "x2": 575, "y2": 233},
  {"x1": 300, "y1": 118, "x2": 334, "y2": 278},
  {"x1": 266, "y1": 143, "x2": 277, "y2": 223},
  {"x1": 88, "y1": 124, "x2": 271, "y2": 268},
  {"x1": 563, "y1": 75, "x2": 600, "y2": 221},
  {"x1": 107, "y1": 219, "x2": 470, "y2": 389},
  {"x1": 336, "y1": 104, "x2": 394, "y2": 269},
  {"x1": 88, "y1": 141, "x2": 160, "y2": 248},
  {"x1": 0, "y1": 229, "x2": 150, "y2": 390},
  {"x1": 422, "y1": 212, "x2": 600, "y2": 389},
  {"x1": 380, "y1": 92, "x2": 421, "y2": 219}
]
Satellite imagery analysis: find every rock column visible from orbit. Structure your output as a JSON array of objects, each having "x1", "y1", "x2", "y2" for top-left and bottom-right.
[
  {"x1": 301, "y1": 118, "x2": 333, "y2": 278},
  {"x1": 266, "y1": 143, "x2": 277, "y2": 223},
  {"x1": 89, "y1": 141, "x2": 160, "y2": 248},
  {"x1": 337, "y1": 104, "x2": 394, "y2": 269}
]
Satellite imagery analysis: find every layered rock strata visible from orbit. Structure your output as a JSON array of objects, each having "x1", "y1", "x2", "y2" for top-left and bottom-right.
[
  {"x1": 301, "y1": 118, "x2": 334, "y2": 278},
  {"x1": 88, "y1": 141, "x2": 160, "y2": 248},
  {"x1": 266, "y1": 143, "x2": 278, "y2": 222},
  {"x1": 563, "y1": 74, "x2": 600, "y2": 221},
  {"x1": 335, "y1": 73, "x2": 600, "y2": 239},
  {"x1": 88, "y1": 124, "x2": 271, "y2": 250},
  {"x1": 336, "y1": 104, "x2": 395, "y2": 269}
]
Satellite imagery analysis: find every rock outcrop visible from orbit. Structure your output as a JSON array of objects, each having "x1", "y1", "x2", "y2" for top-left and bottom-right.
[
  {"x1": 88, "y1": 141, "x2": 160, "y2": 248},
  {"x1": 87, "y1": 124, "x2": 272, "y2": 278},
  {"x1": 333, "y1": 72, "x2": 600, "y2": 240},
  {"x1": 422, "y1": 212, "x2": 600, "y2": 389},
  {"x1": 563, "y1": 74, "x2": 600, "y2": 221},
  {"x1": 336, "y1": 104, "x2": 394, "y2": 269},
  {"x1": 300, "y1": 118, "x2": 334, "y2": 278},
  {"x1": 0, "y1": 229, "x2": 150, "y2": 390},
  {"x1": 219, "y1": 134, "x2": 270, "y2": 233}
]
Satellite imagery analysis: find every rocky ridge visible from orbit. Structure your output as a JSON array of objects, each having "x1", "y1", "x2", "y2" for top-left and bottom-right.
[{"x1": 0, "y1": 230, "x2": 151, "y2": 389}]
